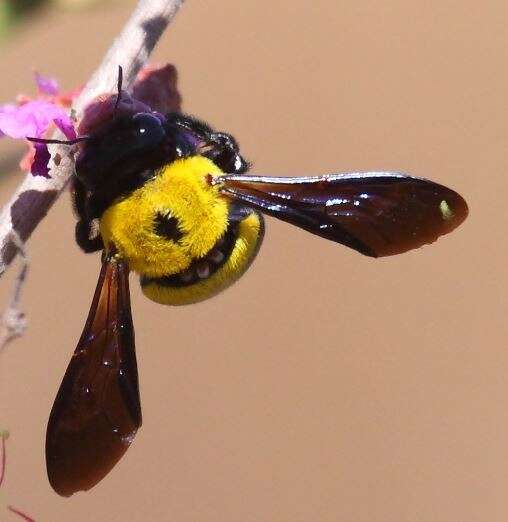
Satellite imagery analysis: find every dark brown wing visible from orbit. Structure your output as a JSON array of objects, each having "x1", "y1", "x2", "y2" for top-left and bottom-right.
[
  {"x1": 217, "y1": 172, "x2": 468, "y2": 257},
  {"x1": 46, "y1": 256, "x2": 141, "y2": 497}
]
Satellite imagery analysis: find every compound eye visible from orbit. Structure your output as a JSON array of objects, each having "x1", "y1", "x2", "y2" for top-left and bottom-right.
[{"x1": 131, "y1": 113, "x2": 165, "y2": 148}]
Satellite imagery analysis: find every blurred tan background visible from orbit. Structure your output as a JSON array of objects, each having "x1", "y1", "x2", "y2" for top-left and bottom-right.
[{"x1": 0, "y1": 1, "x2": 505, "y2": 521}]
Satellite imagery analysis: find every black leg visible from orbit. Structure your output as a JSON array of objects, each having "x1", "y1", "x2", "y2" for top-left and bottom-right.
[
  {"x1": 167, "y1": 113, "x2": 250, "y2": 174},
  {"x1": 167, "y1": 113, "x2": 215, "y2": 137},
  {"x1": 206, "y1": 132, "x2": 249, "y2": 174},
  {"x1": 75, "y1": 220, "x2": 104, "y2": 253},
  {"x1": 71, "y1": 177, "x2": 104, "y2": 253},
  {"x1": 71, "y1": 177, "x2": 88, "y2": 219}
]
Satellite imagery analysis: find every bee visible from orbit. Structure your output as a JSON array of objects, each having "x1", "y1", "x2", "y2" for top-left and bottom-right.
[{"x1": 30, "y1": 69, "x2": 467, "y2": 496}]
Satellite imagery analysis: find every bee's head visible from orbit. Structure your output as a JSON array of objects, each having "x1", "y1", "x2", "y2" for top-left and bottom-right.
[
  {"x1": 75, "y1": 91, "x2": 192, "y2": 190},
  {"x1": 26, "y1": 65, "x2": 186, "y2": 185}
]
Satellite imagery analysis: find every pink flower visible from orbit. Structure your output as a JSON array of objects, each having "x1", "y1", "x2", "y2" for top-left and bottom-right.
[
  {"x1": 0, "y1": 65, "x2": 182, "y2": 178},
  {"x1": 132, "y1": 63, "x2": 181, "y2": 114},
  {"x1": 0, "y1": 100, "x2": 72, "y2": 139},
  {"x1": 0, "y1": 72, "x2": 78, "y2": 177},
  {"x1": 35, "y1": 71, "x2": 59, "y2": 96}
]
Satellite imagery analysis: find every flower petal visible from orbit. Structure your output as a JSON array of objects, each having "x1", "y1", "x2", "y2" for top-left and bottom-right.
[
  {"x1": 19, "y1": 144, "x2": 35, "y2": 173},
  {"x1": 0, "y1": 101, "x2": 70, "y2": 139},
  {"x1": 31, "y1": 142, "x2": 51, "y2": 178},
  {"x1": 132, "y1": 64, "x2": 181, "y2": 113},
  {"x1": 53, "y1": 116, "x2": 77, "y2": 140},
  {"x1": 35, "y1": 72, "x2": 60, "y2": 96},
  {"x1": 0, "y1": 104, "x2": 33, "y2": 138}
]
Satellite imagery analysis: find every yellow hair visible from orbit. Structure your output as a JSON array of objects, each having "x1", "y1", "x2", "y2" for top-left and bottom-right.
[
  {"x1": 99, "y1": 155, "x2": 264, "y2": 305},
  {"x1": 100, "y1": 156, "x2": 228, "y2": 278},
  {"x1": 141, "y1": 212, "x2": 263, "y2": 305}
]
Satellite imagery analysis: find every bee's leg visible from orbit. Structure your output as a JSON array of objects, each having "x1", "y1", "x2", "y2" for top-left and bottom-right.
[
  {"x1": 167, "y1": 113, "x2": 215, "y2": 137},
  {"x1": 75, "y1": 220, "x2": 103, "y2": 253},
  {"x1": 71, "y1": 177, "x2": 104, "y2": 253},
  {"x1": 205, "y1": 132, "x2": 250, "y2": 174},
  {"x1": 168, "y1": 113, "x2": 250, "y2": 174},
  {"x1": 71, "y1": 176, "x2": 87, "y2": 219}
]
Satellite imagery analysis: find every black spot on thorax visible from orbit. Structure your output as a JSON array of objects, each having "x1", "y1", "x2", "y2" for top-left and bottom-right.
[{"x1": 154, "y1": 212, "x2": 183, "y2": 242}]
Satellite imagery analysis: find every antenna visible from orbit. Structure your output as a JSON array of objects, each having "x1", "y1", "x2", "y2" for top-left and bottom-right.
[
  {"x1": 113, "y1": 65, "x2": 124, "y2": 112},
  {"x1": 27, "y1": 136, "x2": 90, "y2": 146}
]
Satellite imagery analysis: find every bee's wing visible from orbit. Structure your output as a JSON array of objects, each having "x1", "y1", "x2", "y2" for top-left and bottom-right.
[
  {"x1": 218, "y1": 173, "x2": 468, "y2": 257},
  {"x1": 46, "y1": 257, "x2": 141, "y2": 497}
]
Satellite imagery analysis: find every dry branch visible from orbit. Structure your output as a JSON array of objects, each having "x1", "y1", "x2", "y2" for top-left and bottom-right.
[
  {"x1": 0, "y1": 0, "x2": 185, "y2": 349},
  {"x1": 0, "y1": 0, "x2": 186, "y2": 277}
]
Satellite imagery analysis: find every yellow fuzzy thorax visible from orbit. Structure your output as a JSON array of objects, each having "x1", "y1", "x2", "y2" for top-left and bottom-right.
[{"x1": 99, "y1": 156, "x2": 228, "y2": 278}]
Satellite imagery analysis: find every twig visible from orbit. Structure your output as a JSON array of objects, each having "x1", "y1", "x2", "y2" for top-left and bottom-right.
[
  {"x1": 7, "y1": 505, "x2": 35, "y2": 522},
  {"x1": 0, "y1": 0, "x2": 186, "y2": 277},
  {"x1": 0, "y1": 0, "x2": 185, "y2": 346},
  {"x1": 0, "y1": 232, "x2": 27, "y2": 351},
  {"x1": 0, "y1": 430, "x2": 8, "y2": 488}
]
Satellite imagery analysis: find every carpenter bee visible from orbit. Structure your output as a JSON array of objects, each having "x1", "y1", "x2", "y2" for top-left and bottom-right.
[{"x1": 30, "y1": 68, "x2": 467, "y2": 496}]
